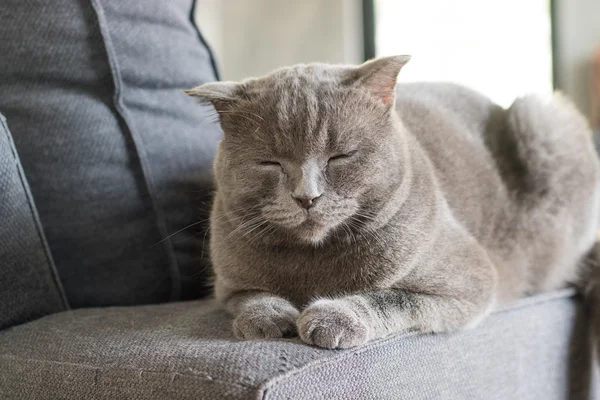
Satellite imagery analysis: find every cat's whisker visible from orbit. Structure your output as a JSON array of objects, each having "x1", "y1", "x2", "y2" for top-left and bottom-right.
[
  {"x1": 353, "y1": 210, "x2": 379, "y2": 221},
  {"x1": 347, "y1": 216, "x2": 387, "y2": 249},
  {"x1": 228, "y1": 215, "x2": 265, "y2": 238},
  {"x1": 199, "y1": 207, "x2": 253, "y2": 258},
  {"x1": 150, "y1": 220, "x2": 205, "y2": 247},
  {"x1": 341, "y1": 222, "x2": 357, "y2": 245},
  {"x1": 241, "y1": 219, "x2": 270, "y2": 237},
  {"x1": 224, "y1": 222, "x2": 275, "y2": 261},
  {"x1": 198, "y1": 205, "x2": 262, "y2": 259},
  {"x1": 244, "y1": 223, "x2": 275, "y2": 248}
]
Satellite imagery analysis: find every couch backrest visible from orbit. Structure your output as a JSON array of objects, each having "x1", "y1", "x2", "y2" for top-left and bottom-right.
[
  {"x1": 0, "y1": 0, "x2": 221, "y2": 310},
  {"x1": 0, "y1": 114, "x2": 69, "y2": 329}
]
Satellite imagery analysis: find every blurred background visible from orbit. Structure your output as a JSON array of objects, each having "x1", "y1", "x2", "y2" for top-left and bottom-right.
[{"x1": 197, "y1": 0, "x2": 600, "y2": 132}]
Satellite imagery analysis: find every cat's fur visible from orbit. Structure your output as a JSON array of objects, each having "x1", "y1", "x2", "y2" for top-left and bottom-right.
[{"x1": 186, "y1": 56, "x2": 600, "y2": 349}]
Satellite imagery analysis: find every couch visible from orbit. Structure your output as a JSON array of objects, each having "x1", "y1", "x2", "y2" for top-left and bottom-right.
[{"x1": 0, "y1": 1, "x2": 598, "y2": 399}]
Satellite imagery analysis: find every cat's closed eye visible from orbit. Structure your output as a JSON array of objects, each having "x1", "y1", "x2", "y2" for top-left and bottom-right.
[
  {"x1": 259, "y1": 161, "x2": 281, "y2": 167},
  {"x1": 328, "y1": 151, "x2": 357, "y2": 163}
]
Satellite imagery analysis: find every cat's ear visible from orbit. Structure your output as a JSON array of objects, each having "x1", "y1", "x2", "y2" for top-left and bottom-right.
[
  {"x1": 185, "y1": 82, "x2": 240, "y2": 113},
  {"x1": 349, "y1": 55, "x2": 411, "y2": 106}
]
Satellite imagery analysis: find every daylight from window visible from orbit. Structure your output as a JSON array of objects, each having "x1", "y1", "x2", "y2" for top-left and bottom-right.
[{"x1": 376, "y1": 0, "x2": 553, "y2": 107}]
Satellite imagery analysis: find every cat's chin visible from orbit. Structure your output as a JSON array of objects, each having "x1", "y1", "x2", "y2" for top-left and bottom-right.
[{"x1": 292, "y1": 220, "x2": 331, "y2": 246}]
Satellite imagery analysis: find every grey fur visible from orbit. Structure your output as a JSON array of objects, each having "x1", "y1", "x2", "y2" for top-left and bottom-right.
[{"x1": 186, "y1": 56, "x2": 600, "y2": 349}]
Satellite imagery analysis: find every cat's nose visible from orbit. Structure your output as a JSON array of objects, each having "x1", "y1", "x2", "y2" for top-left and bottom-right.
[{"x1": 293, "y1": 194, "x2": 321, "y2": 210}]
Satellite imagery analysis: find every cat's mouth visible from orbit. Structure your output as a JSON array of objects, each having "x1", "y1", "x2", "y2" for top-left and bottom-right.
[{"x1": 262, "y1": 207, "x2": 344, "y2": 244}]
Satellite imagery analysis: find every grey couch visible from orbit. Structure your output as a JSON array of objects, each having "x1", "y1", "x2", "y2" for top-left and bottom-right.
[
  {"x1": 0, "y1": 1, "x2": 598, "y2": 399},
  {"x1": 0, "y1": 285, "x2": 597, "y2": 399}
]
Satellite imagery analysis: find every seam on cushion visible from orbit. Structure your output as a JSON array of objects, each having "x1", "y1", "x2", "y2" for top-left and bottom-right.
[
  {"x1": 256, "y1": 289, "x2": 578, "y2": 399},
  {"x1": 190, "y1": 0, "x2": 221, "y2": 81},
  {"x1": 0, "y1": 116, "x2": 70, "y2": 310},
  {"x1": 89, "y1": 0, "x2": 182, "y2": 301},
  {"x1": 0, "y1": 354, "x2": 256, "y2": 391}
]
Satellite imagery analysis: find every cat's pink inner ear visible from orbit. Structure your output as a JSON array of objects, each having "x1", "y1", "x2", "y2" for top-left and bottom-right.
[{"x1": 355, "y1": 55, "x2": 411, "y2": 105}]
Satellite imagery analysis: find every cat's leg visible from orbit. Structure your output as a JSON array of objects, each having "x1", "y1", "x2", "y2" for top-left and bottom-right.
[
  {"x1": 223, "y1": 290, "x2": 300, "y2": 339},
  {"x1": 297, "y1": 286, "x2": 494, "y2": 349},
  {"x1": 298, "y1": 236, "x2": 497, "y2": 349}
]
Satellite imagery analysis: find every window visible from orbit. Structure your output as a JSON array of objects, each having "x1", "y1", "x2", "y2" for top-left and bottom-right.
[{"x1": 373, "y1": 0, "x2": 553, "y2": 107}]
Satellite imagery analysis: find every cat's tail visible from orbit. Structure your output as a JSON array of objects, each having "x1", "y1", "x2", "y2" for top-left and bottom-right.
[
  {"x1": 578, "y1": 240, "x2": 600, "y2": 362},
  {"x1": 505, "y1": 93, "x2": 598, "y2": 200},
  {"x1": 579, "y1": 240, "x2": 600, "y2": 296}
]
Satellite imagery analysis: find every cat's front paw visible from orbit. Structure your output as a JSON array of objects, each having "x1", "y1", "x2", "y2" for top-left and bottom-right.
[
  {"x1": 233, "y1": 301, "x2": 300, "y2": 340},
  {"x1": 298, "y1": 299, "x2": 369, "y2": 349}
]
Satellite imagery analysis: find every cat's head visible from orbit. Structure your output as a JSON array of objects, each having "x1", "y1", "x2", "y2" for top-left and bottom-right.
[{"x1": 187, "y1": 56, "x2": 411, "y2": 245}]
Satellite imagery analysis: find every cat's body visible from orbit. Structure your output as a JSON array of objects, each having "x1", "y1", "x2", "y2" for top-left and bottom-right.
[
  {"x1": 394, "y1": 82, "x2": 599, "y2": 301},
  {"x1": 188, "y1": 57, "x2": 600, "y2": 348}
]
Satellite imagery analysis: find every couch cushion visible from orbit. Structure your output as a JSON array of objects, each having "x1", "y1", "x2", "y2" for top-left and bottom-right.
[
  {"x1": 0, "y1": 114, "x2": 68, "y2": 330},
  {"x1": 0, "y1": 0, "x2": 221, "y2": 307},
  {"x1": 0, "y1": 289, "x2": 596, "y2": 399}
]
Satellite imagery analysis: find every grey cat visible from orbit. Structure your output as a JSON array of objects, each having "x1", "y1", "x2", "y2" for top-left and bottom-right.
[{"x1": 186, "y1": 56, "x2": 600, "y2": 349}]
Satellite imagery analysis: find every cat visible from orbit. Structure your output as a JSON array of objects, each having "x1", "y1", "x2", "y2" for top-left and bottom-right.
[{"x1": 186, "y1": 56, "x2": 600, "y2": 349}]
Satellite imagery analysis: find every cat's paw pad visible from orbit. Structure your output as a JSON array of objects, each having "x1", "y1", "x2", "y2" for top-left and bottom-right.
[
  {"x1": 233, "y1": 302, "x2": 300, "y2": 340},
  {"x1": 298, "y1": 299, "x2": 369, "y2": 349}
]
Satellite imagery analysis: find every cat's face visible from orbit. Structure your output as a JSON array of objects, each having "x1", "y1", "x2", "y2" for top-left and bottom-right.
[{"x1": 187, "y1": 56, "x2": 410, "y2": 245}]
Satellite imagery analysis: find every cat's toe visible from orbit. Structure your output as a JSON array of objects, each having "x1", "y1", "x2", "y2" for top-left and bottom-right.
[
  {"x1": 297, "y1": 299, "x2": 369, "y2": 349},
  {"x1": 233, "y1": 303, "x2": 300, "y2": 340}
]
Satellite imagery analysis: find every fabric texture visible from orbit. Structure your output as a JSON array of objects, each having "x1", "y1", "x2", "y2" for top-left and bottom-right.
[
  {"x1": 0, "y1": 113, "x2": 68, "y2": 330},
  {"x1": 0, "y1": 289, "x2": 596, "y2": 399},
  {"x1": 0, "y1": 0, "x2": 221, "y2": 308}
]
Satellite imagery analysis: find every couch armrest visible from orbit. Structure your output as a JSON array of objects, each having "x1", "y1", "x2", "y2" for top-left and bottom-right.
[{"x1": 0, "y1": 289, "x2": 596, "y2": 399}]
